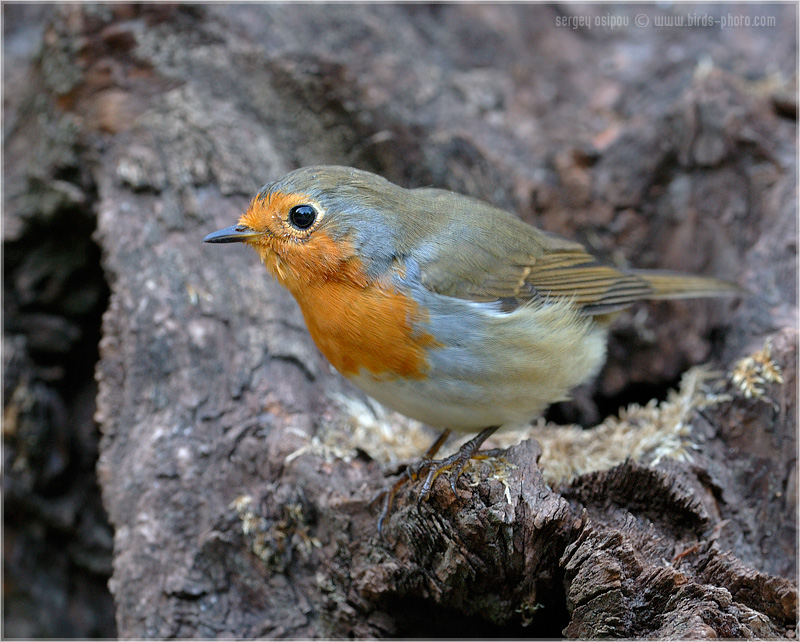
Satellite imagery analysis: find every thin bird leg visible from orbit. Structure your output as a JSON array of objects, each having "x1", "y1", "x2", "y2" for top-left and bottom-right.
[
  {"x1": 417, "y1": 426, "x2": 500, "y2": 501},
  {"x1": 376, "y1": 429, "x2": 451, "y2": 538},
  {"x1": 377, "y1": 427, "x2": 502, "y2": 537},
  {"x1": 424, "y1": 428, "x2": 452, "y2": 460}
]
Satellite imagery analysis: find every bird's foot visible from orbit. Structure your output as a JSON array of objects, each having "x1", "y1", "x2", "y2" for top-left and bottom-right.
[{"x1": 374, "y1": 426, "x2": 500, "y2": 540}]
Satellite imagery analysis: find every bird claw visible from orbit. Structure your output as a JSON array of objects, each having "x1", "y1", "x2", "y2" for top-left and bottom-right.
[{"x1": 374, "y1": 426, "x2": 500, "y2": 540}]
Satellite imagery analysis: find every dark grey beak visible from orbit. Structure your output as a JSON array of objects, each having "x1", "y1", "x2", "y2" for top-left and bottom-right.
[{"x1": 203, "y1": 224, "x2": 261, "y2": 243}]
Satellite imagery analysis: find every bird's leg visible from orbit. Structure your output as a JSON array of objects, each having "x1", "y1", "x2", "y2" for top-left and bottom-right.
[
  {"x1": 376, "y1": 426, "x2": 501, "y2": 538},
  {"x1": 376, "y1": 429, "x2": 451, "y2": 538},
  {"x1": 425, "y1": 428, "x2": 453, "y2": 459},
  {"x1": 417, "y1": 426, "x2": 499, "y2": 501}
]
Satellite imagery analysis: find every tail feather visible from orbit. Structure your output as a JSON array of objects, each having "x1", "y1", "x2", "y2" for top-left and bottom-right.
[{"x1": 635, "y1": 270, "x2": 745, "y2": 300}]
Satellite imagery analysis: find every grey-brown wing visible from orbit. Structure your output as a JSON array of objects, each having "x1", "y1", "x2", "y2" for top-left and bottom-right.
[{"x1": 418, "y1": 227, "x2": 652, "y2": 315}]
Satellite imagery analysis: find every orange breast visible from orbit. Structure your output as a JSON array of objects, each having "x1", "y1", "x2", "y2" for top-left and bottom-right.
[
  {"x1": 243, "y1": 215, "x2": 439, "y2": 379},
  {"x1": 293, "y1": 277, "x2": 440, "y2": 380}
]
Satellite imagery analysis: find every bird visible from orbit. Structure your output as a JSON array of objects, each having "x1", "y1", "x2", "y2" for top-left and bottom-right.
[{"x1": 204, "y1": 165, "x2": 742, "y2": 534}]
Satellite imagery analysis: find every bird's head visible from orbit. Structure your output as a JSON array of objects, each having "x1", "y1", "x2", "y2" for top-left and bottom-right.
[{"x1": 204, "y1": 166, "x2": 410, "y2": 293}]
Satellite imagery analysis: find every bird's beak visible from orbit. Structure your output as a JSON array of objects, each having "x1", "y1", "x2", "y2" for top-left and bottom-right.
[{"x1": 203, "y1": 224, "x2": 262, "y2": 244}]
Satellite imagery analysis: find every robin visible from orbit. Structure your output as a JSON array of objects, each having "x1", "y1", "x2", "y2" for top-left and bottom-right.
[{"x1": 204, "y1": 165, "x2": 741, "y2": 534}]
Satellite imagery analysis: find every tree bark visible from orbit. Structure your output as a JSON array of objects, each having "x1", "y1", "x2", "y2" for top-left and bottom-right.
[{"x1": 3, "y1": 4, "x2": 796, "y2": 638}]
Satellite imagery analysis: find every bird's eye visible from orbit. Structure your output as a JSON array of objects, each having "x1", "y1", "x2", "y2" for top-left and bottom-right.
[{"x1": 288, "y1": 204, "x2": 317, "y2": 230}]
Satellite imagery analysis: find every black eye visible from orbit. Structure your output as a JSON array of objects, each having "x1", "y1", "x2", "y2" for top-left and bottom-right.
[{"x1": 288, "y1": 204, "x2": 317, "y2": 230}]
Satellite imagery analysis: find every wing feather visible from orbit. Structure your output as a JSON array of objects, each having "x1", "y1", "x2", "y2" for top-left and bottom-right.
[
  {"x1": 421, "y1": 249, "x2": 655, "y2": 315},
  {"x1": 408, "y1": 191, "x2": 736, "y2": 316}
]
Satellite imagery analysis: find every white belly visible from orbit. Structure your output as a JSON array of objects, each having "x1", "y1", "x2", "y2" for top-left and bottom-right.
[{"x1": 347, "y1": 296, "x2": 607, "y2": 431}]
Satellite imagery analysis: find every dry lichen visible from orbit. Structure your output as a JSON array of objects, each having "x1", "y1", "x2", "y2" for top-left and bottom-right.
[
  {"x1": 503, "y1": 366, "x2": 729, "y2": 485},
  {"x1": 232, "y1": 495, "x2": 320, "y2": 572},
  {"x1": 463, "y1": 456, "x2": 519, "y2": 505},
  {"x1": 729, "y1": 338, "x2": 784, "y2": 401},
  {"x1": 286, "y1": 366, "x2": 732, "y2": 488},
  {"x1": 286, "y1": 393, "x2": 435, "y2": 466}
]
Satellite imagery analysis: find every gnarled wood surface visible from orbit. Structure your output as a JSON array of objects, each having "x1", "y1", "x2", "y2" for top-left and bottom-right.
[{"x1": 3, "y1": 4, "x2": 796, "y2": 637}]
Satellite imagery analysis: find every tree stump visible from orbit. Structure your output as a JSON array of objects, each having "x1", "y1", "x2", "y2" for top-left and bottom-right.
[{"x1": 3, "y1": 4, "x2": 796, "y2": 638}]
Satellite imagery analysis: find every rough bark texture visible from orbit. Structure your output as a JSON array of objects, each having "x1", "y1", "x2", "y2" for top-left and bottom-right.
[{"x1": 3, "y1": 4, "x2": 796, "y2": 638}]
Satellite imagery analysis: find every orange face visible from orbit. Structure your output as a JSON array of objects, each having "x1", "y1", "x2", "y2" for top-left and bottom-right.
[
  {"x1": 237, "y1": 190, "x2": 360, "y2": 293},
  {"x1": 237, "y1": 190, "x2": 439, "y2": 380}
]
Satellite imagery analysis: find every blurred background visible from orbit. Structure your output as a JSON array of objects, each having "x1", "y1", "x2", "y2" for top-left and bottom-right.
[{"x1": 3, "y1": 3, "x2": 796, "y2": 637}]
